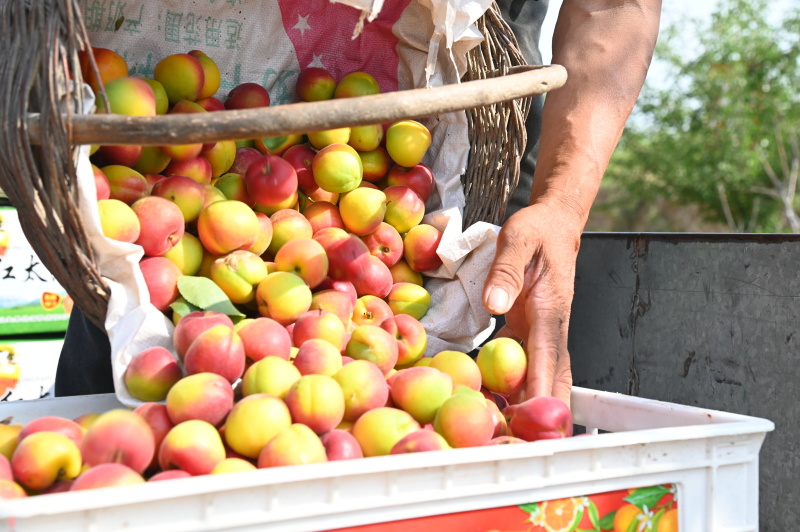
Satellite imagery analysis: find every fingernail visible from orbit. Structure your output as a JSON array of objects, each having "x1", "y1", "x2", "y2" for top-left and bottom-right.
[{"x1": 486, "y1": 287, "x2": 510, "y2": 314}]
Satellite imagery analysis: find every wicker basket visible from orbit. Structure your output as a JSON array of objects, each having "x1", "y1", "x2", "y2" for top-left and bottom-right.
[{"x1": 0, "y1": 0, "x2": 565, "y2": 331}]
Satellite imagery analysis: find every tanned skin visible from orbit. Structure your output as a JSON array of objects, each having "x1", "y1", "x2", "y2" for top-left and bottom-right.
[{"x1": 483, "y1": 0, "x2": 663, "y2": 405}]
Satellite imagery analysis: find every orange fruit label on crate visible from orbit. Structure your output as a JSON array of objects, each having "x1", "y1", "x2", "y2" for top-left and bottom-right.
[
  {"x1": 0, "y1": 346, "x2": 19, "y2": 394},
  {"x1": 330, "y1": 484, "x2": 678, "y2": 532},
  {"x1": 40, "y1": 292, "x2": 63, "y2": 311},
  {"x1": 539, "y1": 498, "x2": 580, "y2": 532},
  {"x1": 0, "y1": 229, "x2": 8, "y2": 257}
]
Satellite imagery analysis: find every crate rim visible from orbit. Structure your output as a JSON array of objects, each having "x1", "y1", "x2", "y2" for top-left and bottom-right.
[{"x1": 0, "y1": 385, "x2": 774, "y2": 519}]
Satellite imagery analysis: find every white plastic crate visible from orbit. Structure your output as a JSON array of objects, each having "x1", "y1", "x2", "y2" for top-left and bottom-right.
[{"x1": 0, "y1": 387, "x2": 773, "y2": 532}]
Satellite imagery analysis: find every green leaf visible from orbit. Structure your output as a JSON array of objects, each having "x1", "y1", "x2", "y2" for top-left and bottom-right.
[
  {"x1": 177, "y1": 276, "x2": 245, "y2": 317},
  {"x1": 572, "y1": 507, "x2": 585, "y2": 529},
  {"x1": 626, "y1": 518, "x2": 639, "y2": 532},
  {"x1": 229, "y1": 314, "x2": 247, "y2": 326},
  {"x1": 598, "y1": 511, "x2": 616, "y2": 530},
  {"x1": 259, "y1": 135, "x2": 289, "y2": 152},
  {"x1": 519, "y1": 503, "x2": 540, "y2": 514},
  {"x1": 589, "y1": 502, "x2": 600, "y2": 529},
  {"x1": 297, "y1": 189, "x2": 310, "y2": 211},
  {"x1": 170, "y1": 297, "x2": 200, "y2": 318},
  {"x1": 651, "y1": 508, "x2": 666, "y2": 530},
  {"x1": 624, "y1": 485, "x2": 670, "y2": 510},
  {"x1": 114, "y1": 16, "x2": 124, "y2": 31}
]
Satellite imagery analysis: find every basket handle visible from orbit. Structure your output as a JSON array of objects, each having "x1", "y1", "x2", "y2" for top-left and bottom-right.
[{"x1": 28, "y1": 65, "x2": 566, "y2": 146}]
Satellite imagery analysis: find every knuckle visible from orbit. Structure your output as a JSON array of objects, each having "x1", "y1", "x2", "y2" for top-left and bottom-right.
[
  {"x1": 489, "y1": 256, "x2": 527, "y2": 292},
  {"x1": 491, "y1": 225, "x2": 543, "y2": 292},
  {"x1": 528, "y1": 289, "x2": 573, "y2": 326}
]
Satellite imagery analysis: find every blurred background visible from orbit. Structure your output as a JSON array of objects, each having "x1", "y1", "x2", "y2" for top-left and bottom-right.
[{"x1": 543, "y1": 0, "x2": 800, "y2": 233}]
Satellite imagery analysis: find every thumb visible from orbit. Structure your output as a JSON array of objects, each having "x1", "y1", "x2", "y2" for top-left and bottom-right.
[{"x1": 483, "y1": 224, "x2": 538, "y2": 315}]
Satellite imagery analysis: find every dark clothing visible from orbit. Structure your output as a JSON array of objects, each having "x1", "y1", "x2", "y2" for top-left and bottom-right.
[
  {"x1": 55, "y1": 2, "x2": 547, "y2": 396},
  {"x1": 55, "y1": 308, "x2": 115, "y2": 396}
]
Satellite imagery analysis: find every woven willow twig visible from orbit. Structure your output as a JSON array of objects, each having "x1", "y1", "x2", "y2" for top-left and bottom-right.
[
  {"x1": 462, "y1": 3, "x2": 532, "y2": 226},
  {"x1": 0, "y1": 0, "x2": 110, "y2": 330}
]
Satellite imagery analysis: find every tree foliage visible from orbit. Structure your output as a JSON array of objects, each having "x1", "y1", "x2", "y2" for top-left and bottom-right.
[{"x1": 601, "y1": 0, "x2": 800, "y2": 232}]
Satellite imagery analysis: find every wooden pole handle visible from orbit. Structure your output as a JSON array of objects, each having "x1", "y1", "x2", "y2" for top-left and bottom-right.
[{"x1": 28, "y1": 65, "x2": 566, "y2": 146}]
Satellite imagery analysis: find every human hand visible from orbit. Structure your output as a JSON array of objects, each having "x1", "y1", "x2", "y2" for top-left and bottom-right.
[{"x1": 482, "y1": 203, "x2": 581, "y2": 406}]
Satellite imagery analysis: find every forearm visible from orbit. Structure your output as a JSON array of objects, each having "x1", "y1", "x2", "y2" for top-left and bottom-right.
[{"x1": 531, "y1": 0, "x2": 662, "y2": 224}]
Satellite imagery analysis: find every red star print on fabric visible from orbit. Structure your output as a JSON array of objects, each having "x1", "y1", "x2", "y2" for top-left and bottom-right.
[{"x1": 277, "y1": 1, "x2": 413, "y2": 93}]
